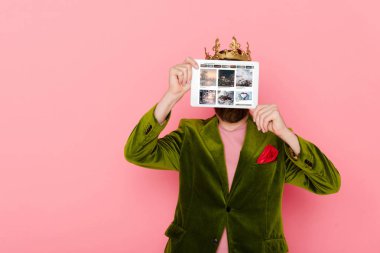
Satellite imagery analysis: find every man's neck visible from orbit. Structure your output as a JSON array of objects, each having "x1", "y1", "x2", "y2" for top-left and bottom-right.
[{"x1": 216, "y1": 114, "x2": 249, "y2": 131}]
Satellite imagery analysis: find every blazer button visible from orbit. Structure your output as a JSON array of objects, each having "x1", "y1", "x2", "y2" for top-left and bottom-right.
[
  {"x1": 212, "y1": 238, "x2": 218, "y2": 244},
  {"x1": 304, "y1": 159, "x2": 313, "y2": 166},
  {"x1": 226, "y1": 206, "x2": 231, "y2": 212},
  {"x1": 145, "y1": 124, "x2": 152, "y2": 134}
]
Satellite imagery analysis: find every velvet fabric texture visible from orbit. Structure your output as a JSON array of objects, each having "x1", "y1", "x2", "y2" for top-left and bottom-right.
[{"x1": 124, "y1": 102, "x2": 341, "y2": 253}]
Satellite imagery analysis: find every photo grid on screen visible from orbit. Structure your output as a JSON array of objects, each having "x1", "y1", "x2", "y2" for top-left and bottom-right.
[{"x1": 198, "y1": 63, "x2": 254, "y2": 107}]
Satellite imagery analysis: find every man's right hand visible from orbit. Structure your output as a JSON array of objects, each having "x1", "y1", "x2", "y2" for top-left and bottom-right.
[
  {"x1": 168, "y1": 56, "x2": 199, "y2": 99},
  {"x1": 154, "y1": 57, "x2": 199, "y2": 125}
]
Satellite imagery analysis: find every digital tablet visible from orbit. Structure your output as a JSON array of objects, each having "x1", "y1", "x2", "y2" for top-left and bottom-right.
[{"x1": 190, "y1": 59, "x2": 259, "y2": 109}]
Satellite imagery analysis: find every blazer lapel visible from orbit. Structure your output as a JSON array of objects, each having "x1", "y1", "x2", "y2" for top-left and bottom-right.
[{"x1": 200, "y1": 113, "x2": 266, "y2": 200}]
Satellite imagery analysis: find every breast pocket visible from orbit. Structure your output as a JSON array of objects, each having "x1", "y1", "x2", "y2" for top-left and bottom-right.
[
  {"x1": 233, "y1": 161, "x2": 279, "y2": 210},
  {"x1": 249, "y1": 161, "x2": 278, "y2": 178}
]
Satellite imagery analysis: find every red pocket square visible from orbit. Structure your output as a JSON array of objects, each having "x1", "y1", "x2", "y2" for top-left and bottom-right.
[{"x1": 256, "y1": 144, "x2": 279, "y2": 164}]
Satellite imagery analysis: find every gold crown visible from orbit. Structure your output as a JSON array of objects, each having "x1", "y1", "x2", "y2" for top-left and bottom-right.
[{"x1": 204, "y1": 36, "x2": 252, "y2": 61}]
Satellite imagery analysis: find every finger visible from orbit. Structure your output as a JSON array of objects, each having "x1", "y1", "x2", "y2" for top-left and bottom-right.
[
  {"x1": 170, "y1": 67, "x2": 182, "y2": 81},
  {"x1": 257, "y1": 108, "x2": 270, "y2": 133},
  {"x1": 184, "y1": 56, "x2": 199, "y2": 69},
  {"x1": 175, "y1": 66, "x2": 187, "y2": 85},
  {"x1": 177, "y1": 66, "x2": 188, "y2": 85},
  {"x1": 261, "y1": 110, "x2": 276, "y2": 132},
  {"x1": 186, "y1": 63, "x2": 193, "y2": 84},
  {"x1": 254, "y1": 105, "x2": 268, "y2": 130},
  {"x1": 254, "y1": 104, "x2": 271, "y2": 123},
  {"x1": 267, "y1": 121, "x2": 274, "y2": 133},
  {"x1": 173, "y1": 67, "x2": 184, "y2": 85},
  {"x1": 259, "y1": 107, "x2": 275, "y2": 132},
  {"x1": 179, "y1": 63, "x2": 192, "y2": 84},
  {"x1": 253, "y1": 104, "x2": 264, "y2": 122},
  {"x1": 183, "y1": 81, "x2": 191, "y2": 92},
  {"x1": 185, "y1": 56, "x2": 199, "y2": 69},
  {"x1": 263, "y1": 105, "x2": 279, "y2": 132},
  {"x1": 170, "y1": 66, "x2": 178, "y2": 76}
]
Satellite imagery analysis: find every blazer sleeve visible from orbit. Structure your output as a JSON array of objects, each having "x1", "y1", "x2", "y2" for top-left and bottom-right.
[
  {"x1": 282, "y1": 128, "x2": 341, "y2": 195},
  {"x1": 124, "y1": 102, "x2": 185, "y2": 171}
]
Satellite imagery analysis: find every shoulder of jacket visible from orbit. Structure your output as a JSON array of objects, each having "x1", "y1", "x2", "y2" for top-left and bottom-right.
[{"x1": 178, "y1": 117, "x2": 210, "y2": 128}]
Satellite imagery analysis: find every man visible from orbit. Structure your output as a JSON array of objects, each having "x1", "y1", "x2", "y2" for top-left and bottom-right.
[{"x1": 124, "y1": 37, "x2": 341, "y2": 253}]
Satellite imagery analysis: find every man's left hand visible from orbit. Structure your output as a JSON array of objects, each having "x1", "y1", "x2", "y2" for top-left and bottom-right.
[
  {"x1": 249, "y1": 104, "x2": 301, "y2": 156},
  {"x1": 249, "y1": 104, "x2": 289, "y2": 138}
]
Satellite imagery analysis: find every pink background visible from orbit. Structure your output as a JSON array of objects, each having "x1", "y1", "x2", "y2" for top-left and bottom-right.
[{"x1": 1, "y1": 0, "x2": 379, "y2": 252}]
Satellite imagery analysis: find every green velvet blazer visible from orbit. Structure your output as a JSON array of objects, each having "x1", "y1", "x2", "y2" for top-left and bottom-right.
[{"x1": 124, "y1": 102, "x2": 341, "y2": 253}]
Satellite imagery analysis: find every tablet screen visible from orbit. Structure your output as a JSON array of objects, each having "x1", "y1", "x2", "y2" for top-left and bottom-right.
[{"x1": 190, "y1": 59, "x2": 259, "y2": 109}]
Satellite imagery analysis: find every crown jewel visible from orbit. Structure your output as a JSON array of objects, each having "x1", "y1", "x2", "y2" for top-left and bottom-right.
[{"x1": 204, "y1": 36, "x2": 252, "y2": 61}]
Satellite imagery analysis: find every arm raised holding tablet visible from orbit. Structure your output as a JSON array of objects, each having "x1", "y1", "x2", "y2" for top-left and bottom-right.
[
  {"x1": 154, "y1": 57, "x2": 199, "y2": 125},
  {"x1": 124, "y1": 57, "x2": 198, "y2": 171}
]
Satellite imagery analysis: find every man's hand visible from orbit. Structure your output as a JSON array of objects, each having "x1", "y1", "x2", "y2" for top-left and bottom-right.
[
  {"x1": 168, "y1": 56, "x2": 199, "y2": 99},
  {"x1": 154, "y1": 57, "x2": 199, "y2": 125},
  {"x1": 249, "y1": 104, "x2": 288, "y2": 135},
  {"x1": 249, "y1": 104, "x2": 300, "y2": 155}
]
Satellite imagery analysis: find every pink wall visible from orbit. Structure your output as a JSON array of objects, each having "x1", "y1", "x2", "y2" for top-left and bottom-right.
[{"x1": 1, "y1": 0, "x2": 379, "y2": 252}]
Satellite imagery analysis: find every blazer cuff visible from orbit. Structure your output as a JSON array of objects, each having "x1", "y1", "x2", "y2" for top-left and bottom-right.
[
  {"x1": 284, "y1": 132, "x2": 315, "y2": 172},
  {"x1": 140, "y1": 102, "x2": 172, "y2": 138}
]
